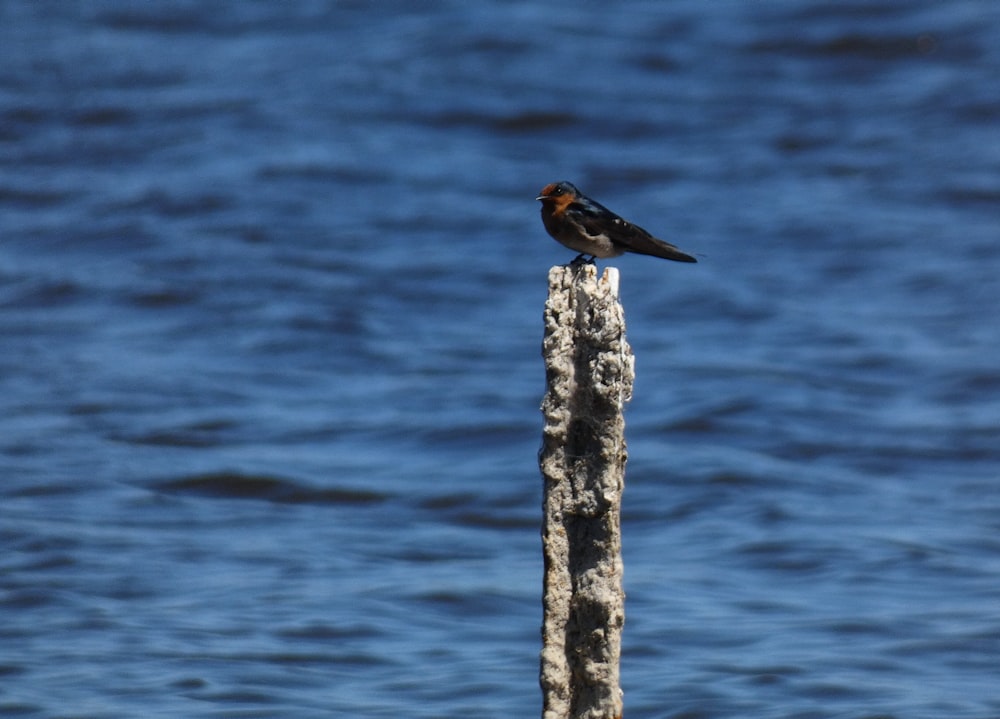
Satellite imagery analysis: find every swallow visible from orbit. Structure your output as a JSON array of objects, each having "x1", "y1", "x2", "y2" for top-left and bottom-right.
[{"x1": 536, "y1": 181, "x2": 697, "y2": 263}]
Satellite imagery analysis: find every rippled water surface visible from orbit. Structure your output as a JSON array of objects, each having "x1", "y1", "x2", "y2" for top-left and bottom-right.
[{"x1": 3, "y1": 2, "x2": 999, "y2": 717}]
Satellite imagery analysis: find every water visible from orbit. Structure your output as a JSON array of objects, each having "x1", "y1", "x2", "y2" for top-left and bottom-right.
[{"x1": 2, "y1": 2, "x2": 999, "y2": 717}]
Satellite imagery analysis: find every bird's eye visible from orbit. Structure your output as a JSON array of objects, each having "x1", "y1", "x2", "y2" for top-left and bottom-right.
[{"x1": 551, "y1": 186, "x2": 563, "y2": 196}]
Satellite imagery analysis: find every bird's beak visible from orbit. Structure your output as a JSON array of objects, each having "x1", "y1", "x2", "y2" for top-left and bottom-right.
[{"x1": 535, "y1": 194, "x2": 547, "y2": 201}]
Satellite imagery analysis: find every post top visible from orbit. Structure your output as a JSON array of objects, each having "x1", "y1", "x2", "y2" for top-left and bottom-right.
[{"x1": 547, "y1": 264, "x2": 621, "y2": 298}]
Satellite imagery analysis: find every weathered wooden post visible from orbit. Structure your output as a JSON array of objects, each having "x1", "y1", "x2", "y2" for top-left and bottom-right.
[{"x1": 539, "y1": 261, "x2": 634, "y2": 719}]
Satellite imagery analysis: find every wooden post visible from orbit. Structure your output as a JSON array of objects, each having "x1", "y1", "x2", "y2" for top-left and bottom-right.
[{"x1": 539, "y1": 262, "x2": 634, "y2": 719}]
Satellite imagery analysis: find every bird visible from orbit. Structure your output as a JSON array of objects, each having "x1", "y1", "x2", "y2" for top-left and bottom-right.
[{"x1": 536, "y1": 181, "x2": 697, "y2": 264}]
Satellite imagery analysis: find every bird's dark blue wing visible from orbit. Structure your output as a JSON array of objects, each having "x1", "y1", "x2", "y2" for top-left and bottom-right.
[{"x1": 571, "y1": 200, "x2": 697, "y2": 263}]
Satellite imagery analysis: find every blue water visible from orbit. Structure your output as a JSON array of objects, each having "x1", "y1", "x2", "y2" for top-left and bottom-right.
[{"x1": 3, "y1": 2, "x2": 999, "y2": 717}]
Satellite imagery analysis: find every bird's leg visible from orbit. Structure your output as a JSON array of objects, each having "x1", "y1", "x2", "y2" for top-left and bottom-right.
[{"x1": 570, "y1": 254, "x2": 597, "y2": 266}]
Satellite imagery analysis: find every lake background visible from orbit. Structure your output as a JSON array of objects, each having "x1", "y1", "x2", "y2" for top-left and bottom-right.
[{"x1": 2, "y1": 2, "x2": 999, "y2": 717}]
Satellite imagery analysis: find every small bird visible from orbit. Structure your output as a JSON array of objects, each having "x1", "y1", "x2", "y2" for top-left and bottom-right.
[{"x1": 536, "y1": 181, "x2": 697, "y2": 263}]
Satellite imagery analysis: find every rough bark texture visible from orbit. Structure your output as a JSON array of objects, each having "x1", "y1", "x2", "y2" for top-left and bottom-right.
[{"x1": 539, "y1": 263, "x2": 634, "y2": 719}]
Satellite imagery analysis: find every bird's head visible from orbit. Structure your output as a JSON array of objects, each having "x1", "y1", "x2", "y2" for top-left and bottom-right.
[{"x1": 536, "y1": 181, "x2": 580, "y2": 203}]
